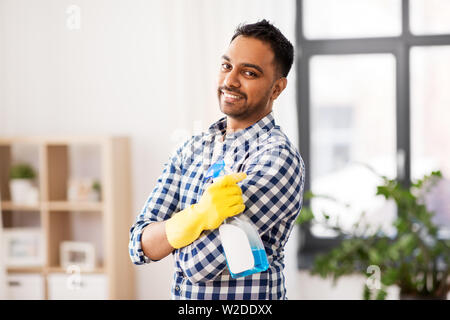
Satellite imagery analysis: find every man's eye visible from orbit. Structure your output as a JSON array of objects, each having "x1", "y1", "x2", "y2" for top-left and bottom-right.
[
  {"x1": 244, "y1": 71, "x2": 257, "y2": 77},
  {"x1": 221, "y1": 63, "x2": 231, "y2": 70}
]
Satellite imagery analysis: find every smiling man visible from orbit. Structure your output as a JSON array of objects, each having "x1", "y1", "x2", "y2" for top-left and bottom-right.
[
  {"x1": 129, "y1": 20, "x2": 305, "y2": 300},
  {"x1": 218, "y1": 31, "x2": 287, "y2": 132}
]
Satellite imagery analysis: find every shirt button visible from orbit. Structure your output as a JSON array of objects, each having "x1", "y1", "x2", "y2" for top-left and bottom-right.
[{"x1": 175, "y1": 285, "x2": 180, "y2": 292}]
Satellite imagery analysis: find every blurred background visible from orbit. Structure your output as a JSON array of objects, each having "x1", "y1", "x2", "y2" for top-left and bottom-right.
[{"x1": 0, "y1": 0, "x2": 449, "y2": 300}]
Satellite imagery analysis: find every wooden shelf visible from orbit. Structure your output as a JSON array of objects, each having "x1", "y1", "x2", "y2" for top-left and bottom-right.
[
  {"x1": 0, "y1": 136, "x2": 111, "y2": 146},
  {"x1": 46, "y1": 266, "x2": 105, "y2": 274},
  {"x1": 7, "y1": 266, "x2": 105, "y2": 274},
  {"x1": 7, "y1": 266, "x2": 44, "y2": 274},
  {"x1": 46, "y1": 201, "x2": 103, "y2": 212},
  {"x1": 0, "y1": 201, "x2": 104, "y2": 214},
  {"x1": 1, "y1": 201, "x2": 40, "y2": 211}
]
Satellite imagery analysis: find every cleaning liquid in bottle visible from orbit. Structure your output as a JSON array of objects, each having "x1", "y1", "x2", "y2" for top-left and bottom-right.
[{"x1": 203, "y1": 159, "x2": 269, "y2": 278}]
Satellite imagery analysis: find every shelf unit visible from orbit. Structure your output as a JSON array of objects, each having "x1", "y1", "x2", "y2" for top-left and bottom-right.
[{"x1": 0, "y1": 136, "x2": 134, "y2": 299}]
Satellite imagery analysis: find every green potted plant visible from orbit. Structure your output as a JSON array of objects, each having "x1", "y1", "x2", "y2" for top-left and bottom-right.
[
  {"x1": 297, "y1": 169, "x2": 450, "y2": 300},
  {"x1": 91, "y1": 180, "x2": 102, "y2": 201},
  {"x1": 9, "y1": 163, "x2": 38, "y2": 204}
]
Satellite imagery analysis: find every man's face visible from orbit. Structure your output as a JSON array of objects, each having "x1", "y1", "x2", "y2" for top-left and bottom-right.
[{"x1": 217, "y1": 36, "x2": 279, "y2": 121}]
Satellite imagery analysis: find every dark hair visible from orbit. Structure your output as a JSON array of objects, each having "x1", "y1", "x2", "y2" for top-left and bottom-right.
[{"x1": 231, "y1": 19, "x2": 294, "y2": 78}]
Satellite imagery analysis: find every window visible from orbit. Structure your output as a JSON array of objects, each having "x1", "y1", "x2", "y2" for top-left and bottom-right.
[
  {"x1": 296, "y1": 0, "x2": 450, "y2": 268},
  {"x1": 310, "y1": 54, "x2": 397, "y2": 237},
  {"x1": 303, "y1": 0, "x2": 401, "y2": 39}
]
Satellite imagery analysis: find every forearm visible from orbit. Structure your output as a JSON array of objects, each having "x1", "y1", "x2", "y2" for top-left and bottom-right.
[
  {"x1": 138, "y1": 172, "x2": 246, "y2": 266},
  {"x1": 178, "y1": 229, "x2": 228, "y2": 283},
  {"x1": 141, "y1": 221, "x2": 174, "y2": 261}
]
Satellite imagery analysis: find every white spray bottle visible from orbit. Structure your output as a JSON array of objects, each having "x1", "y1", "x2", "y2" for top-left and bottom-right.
[{"x1": 203, "y1": 159, "x2": 269, "y2": 278}]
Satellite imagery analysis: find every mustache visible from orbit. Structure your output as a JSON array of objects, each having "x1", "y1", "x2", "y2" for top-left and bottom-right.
[{"x1": 218, "y1": 86, "x2": 247, "y2": 99}]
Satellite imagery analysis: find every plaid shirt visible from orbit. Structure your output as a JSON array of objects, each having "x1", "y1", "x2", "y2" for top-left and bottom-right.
[{"x1": 129, "y1": 112, "x2": 305, "y2": 300}]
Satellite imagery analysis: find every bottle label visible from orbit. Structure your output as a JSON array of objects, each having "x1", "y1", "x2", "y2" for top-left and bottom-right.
[
  {"x1": 203, "y1": 159, "x2": 226, "y2": 183},
  {"x1": 219, "y1": 224, "x2": 254, "y2": 274}
]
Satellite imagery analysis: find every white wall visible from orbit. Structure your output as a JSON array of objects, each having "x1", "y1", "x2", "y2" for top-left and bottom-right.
[{"x1": 0, "y1": 0, "x2": 386, "y2": 300}]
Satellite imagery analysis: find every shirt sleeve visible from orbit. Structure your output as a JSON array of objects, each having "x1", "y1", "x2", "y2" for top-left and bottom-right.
[
  {"x1": 128, "y1": 147, "x2": 183, "y2": 265},
  {"x1": 177, "y1": 144, "x2": 305, "y2": 283},
  {"x1": 241, "y1": 145, "x2": 305, "y2": 236}
]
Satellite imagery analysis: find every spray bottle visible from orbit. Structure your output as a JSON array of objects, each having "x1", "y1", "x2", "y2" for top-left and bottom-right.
[{"x1": 203, "y1": 159, "x2": 269, "y2": 278}]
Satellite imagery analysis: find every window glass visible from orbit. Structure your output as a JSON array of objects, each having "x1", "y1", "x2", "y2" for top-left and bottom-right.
[
  {"x1": 411, "y1": 46, "x2": 450, "y2": 232},
  {"x1": 303, "y1": 0, "x2": 401, "y2": 39},
  {"x1": 410, "y1": 0, "x2": 450, "y2": 35},
  {"x1": 310, "y1": 54, "x2": 397, "y2": 237}
]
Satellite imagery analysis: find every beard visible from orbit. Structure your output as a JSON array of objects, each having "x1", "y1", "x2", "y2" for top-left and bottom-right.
[{"x1": 218, "y1": 85, "x2": 272, "y2": 120}]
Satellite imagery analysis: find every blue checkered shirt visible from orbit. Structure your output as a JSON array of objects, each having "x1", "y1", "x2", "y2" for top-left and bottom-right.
[{"x1": 129, "y1": 112, "x2": 305, "y2": 299}]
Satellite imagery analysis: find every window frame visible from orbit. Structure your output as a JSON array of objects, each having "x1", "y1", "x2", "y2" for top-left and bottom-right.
[{"x1": 295, "y1": 0, "x2": 450, "y2": 269}]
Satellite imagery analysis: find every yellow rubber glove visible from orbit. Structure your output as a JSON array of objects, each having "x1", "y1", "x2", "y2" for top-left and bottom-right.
[{"x1": 165, "y1": 172, "x2": 247, "y2": 249}]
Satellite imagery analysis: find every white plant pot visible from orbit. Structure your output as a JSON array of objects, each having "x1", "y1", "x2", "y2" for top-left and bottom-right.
[
  {"x1": 87, "y1": 190, "x2": 100, "y2": 202},
  {"x1": 9, "y1": 179, "x2": 38, "y2": 204}
]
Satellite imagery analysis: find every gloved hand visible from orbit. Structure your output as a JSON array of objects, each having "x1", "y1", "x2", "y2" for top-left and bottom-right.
[{"x1": 165, "y1": 172, "x2": 247, "y2": 249}]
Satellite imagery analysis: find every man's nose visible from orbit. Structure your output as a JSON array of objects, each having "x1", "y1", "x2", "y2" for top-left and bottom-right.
[{"x1": 224, "y1": 69, "x2": 240, "y2": 88}]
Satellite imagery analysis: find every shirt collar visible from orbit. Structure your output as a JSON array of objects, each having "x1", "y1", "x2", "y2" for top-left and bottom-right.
[{"x1": 208, "y1": 111, "x2": 276, "y2": 142}]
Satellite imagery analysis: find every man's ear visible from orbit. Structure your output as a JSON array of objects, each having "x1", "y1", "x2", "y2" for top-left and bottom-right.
[{"x1": 271, "y1": 77, "x2": 288, "y2": 101}]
